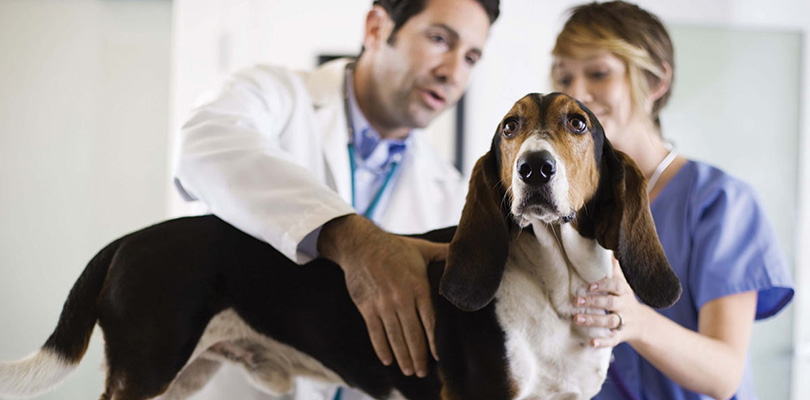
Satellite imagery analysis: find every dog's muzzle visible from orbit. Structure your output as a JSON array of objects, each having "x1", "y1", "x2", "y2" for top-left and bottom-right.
[
  {"x1": 517, "y1": 150, "x2": 556, "y2": 186},
  {"x1": 513, "y1": 150, "x2": 574, "y2": 225}
]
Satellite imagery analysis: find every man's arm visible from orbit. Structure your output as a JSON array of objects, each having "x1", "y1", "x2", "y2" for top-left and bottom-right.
[
  {"x1": 174, "y1": 65, "x2": 355, "y2": 262},
  {"x1": 318, "y1": 214, "x2": 448, "y2": 378}
]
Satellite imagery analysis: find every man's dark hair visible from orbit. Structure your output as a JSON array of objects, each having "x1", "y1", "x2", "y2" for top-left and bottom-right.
[{"x1": 373, "y1": 0, "x2": 500, "y2": 43}]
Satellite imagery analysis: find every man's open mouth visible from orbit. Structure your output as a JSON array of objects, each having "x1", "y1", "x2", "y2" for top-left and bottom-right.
[{"x1": 421, "y1": 88, "x2": 446, "y2": 110}]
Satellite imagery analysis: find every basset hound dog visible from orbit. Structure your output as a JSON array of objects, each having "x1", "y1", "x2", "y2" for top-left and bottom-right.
[{"x1": 0, "y1": 92, "x2": 681, "y2": 400}]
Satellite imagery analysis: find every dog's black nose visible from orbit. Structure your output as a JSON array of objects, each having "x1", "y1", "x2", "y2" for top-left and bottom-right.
[{"x1": 517, "y1": 151, "x2": 556, "y2": 186}]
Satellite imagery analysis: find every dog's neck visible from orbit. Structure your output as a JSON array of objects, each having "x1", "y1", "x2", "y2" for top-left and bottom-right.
[
  {"x1": 547, "y1": 221, "x2": 613, "y2": 284},
  {"x1": 509, "y1": 221, "x2": 613, "y2": 284},
  {"x1": 499, "y1": 221, "x2": 614, "y2": 323}
]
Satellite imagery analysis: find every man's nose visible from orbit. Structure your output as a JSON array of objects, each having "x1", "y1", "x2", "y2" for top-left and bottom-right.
[{"x1": 434, "y1": 52, "x2": 465, "y2": 86}]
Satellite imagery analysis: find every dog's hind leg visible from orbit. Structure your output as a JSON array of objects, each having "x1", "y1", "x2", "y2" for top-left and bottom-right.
[
  {"x1": 97, "y1": 308, "x2": 215, "y2": 400},
  {"x1": 155, "y1": 358, "x2": 222, "y2": 400}
]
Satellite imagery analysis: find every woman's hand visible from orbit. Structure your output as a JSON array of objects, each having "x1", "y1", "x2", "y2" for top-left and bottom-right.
[
  {"x1": 573, "y1": 257, "x2": 648, "y2": 348},
  {"x1": 573, "y1": 257, "x2": 757, "y2": 399}
]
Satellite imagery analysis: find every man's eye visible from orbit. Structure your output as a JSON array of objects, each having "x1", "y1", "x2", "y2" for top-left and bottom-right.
[
  {"x1": 502, "y1": 119, "x2": 519, "y2": 137},
  {"x1": 429, "y1": 34, "x2": 447, "y2": 44},
  {"x1": 568, "y1": 116, "x2": 588, "y2": 133}
]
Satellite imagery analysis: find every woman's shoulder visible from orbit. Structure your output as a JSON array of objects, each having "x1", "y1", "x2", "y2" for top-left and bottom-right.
[
  {"x1": 655, "y1": 159, "x2": 766, "y2": 234},
  {"x1": 681, "y1": 160, "x2": 761, "y2": 212},
  {"x1": 678, "y1": 163, "x2": 793, "y2": 319}
]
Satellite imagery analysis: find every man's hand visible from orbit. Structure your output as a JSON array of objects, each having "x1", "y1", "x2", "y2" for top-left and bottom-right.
[{"x1": 318, "y1": 214, "x2": 448, "y2": 378}]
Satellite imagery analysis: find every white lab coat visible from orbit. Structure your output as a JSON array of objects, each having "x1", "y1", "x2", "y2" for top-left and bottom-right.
[{"x1": 175, "y1": 59, "x2": 466, "y2": 399}]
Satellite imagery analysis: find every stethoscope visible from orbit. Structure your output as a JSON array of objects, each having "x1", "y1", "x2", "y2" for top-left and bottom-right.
[{"x1": 342, "y1": 62, "x2": 400, "y2": 220}]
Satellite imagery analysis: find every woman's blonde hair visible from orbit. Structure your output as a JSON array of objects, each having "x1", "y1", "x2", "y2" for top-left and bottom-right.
[{"x1": 552, "y1": 1, "x2": 674, "y2": 128}]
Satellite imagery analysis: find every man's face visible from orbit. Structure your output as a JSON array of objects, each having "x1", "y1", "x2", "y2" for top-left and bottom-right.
[{"x1": 365, "y1": 0, "x2": 490, "y2": 131}]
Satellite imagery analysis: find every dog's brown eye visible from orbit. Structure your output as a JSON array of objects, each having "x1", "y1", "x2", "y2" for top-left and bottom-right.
[
  {"x1": 502, "y1": 118, "x2": 519, "y2": 137},
  {"x1": 568, "y1": 115, "x2": 588, "y2": 134}
]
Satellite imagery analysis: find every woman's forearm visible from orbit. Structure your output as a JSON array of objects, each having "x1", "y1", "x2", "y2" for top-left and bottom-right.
[{"x1": 627, "y1": 291, "x2": 756, "y2": 400}]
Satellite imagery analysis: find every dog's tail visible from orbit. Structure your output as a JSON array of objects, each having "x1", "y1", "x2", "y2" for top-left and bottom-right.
[{"x1": 0, "y1": 237, "x2": 123, "y2": 398}]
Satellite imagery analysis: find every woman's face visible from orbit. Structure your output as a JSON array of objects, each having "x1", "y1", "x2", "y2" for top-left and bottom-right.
[{"x1": 551, "y1": 49, "x2": 639, "y2": 144}]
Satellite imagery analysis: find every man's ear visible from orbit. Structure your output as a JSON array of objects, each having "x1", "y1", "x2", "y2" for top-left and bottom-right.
[
  {"x1": 362, "y1": 6, "x2": 393, "y2": 51},
  {"x1": 578, "y1": 134, "x2": 682, "y2": 309},
  {"x1": 440, "y1": 149, "x2": 510, "y2": 312}
]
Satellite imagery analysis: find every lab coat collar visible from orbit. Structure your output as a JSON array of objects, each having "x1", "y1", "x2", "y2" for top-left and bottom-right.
[{"x1": 306, "y1": 58, "x2": 352, "y2": 109}]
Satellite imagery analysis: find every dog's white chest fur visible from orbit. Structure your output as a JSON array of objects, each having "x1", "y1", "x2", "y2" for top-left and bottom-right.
[{"x1": 494, "y1": 222, "x2": 613, "y2": 400}]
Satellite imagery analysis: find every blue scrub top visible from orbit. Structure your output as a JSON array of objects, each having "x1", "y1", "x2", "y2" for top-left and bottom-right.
[{"x1": 594, "y1": 160, "x2": 794, "y2": 400}]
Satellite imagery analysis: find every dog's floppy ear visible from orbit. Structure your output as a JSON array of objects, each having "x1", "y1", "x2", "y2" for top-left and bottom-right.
[
  {"x1": 581, "y1": 135, "x2": 682, "y2": 309},
  {"x1": 440, "y1": 148, "x2": 510, "y2": 312}
]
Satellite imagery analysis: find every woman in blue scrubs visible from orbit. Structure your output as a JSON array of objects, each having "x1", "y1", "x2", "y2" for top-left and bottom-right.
[{"x1": 549, "y1": 2, "x2": 794, "y2": 399}]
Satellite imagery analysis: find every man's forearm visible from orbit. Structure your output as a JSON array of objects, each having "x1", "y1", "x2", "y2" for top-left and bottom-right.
[{"x1": 318, "y1": 214, "x2": 382, "y2": 268}]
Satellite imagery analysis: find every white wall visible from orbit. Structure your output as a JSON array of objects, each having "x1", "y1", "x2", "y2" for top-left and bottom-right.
[{"x1": 0, "y1": 0, "x2": 172, "y2": 398}]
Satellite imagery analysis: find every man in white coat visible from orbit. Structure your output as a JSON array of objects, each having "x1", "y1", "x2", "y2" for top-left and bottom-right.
[{"x1": 173, "y1": 0, "x2": 500, "y2": 398}]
